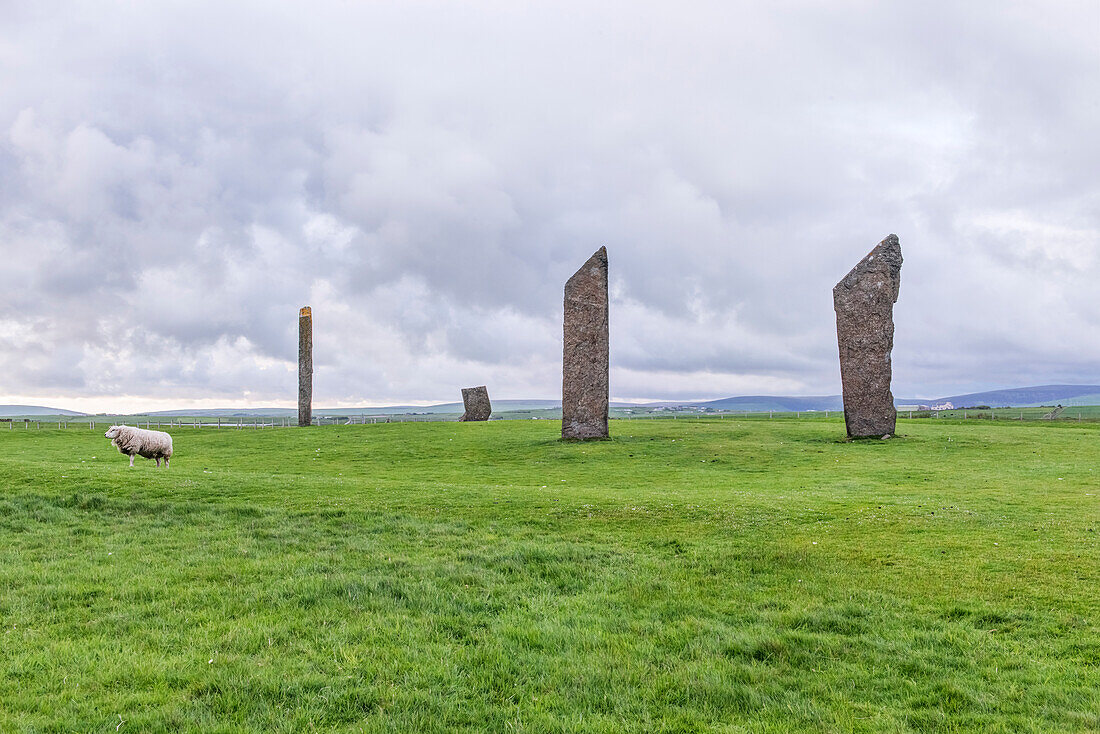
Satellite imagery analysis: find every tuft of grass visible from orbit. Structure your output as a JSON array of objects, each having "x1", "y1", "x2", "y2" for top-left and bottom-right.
[{"x1": 0, "y1": 418, "x2": 1097, "y2": 732}]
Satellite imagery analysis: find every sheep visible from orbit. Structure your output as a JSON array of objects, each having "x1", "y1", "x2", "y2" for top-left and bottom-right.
[{"x1": 104, "y1": 425, "x2": 174, "y2": 468}]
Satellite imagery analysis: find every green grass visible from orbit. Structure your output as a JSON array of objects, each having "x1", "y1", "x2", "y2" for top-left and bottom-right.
[{"x1": 1, "y1": 419, "x2": 1097, "y2": 732}]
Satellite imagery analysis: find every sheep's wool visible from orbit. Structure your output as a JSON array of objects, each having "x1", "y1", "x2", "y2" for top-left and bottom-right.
[{"x1": 107, "y1": 425, "x2": 174, "y2": 461}]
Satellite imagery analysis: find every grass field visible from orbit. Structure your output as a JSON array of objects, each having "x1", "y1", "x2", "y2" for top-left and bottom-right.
[{"x1": 1, "y1": 418, "x2": 1097, "y2": 732}]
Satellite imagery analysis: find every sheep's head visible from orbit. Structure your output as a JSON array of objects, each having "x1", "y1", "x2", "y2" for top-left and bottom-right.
[{"x1": 104, "y1": 425, "x2": 123, "y2": 439}]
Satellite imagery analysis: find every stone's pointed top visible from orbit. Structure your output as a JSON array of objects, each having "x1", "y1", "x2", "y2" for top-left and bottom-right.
[
  {"x1": 875, "y1": 233, "x2": 902, "y2": 261},
  {"x1": 299, "y1": 306, "x2": 312, "y2": 318},
  {"x1": 589, "y1": 246, "x2": 608, "y2": 267},
  {"x1": 567, "y1": 247, "x2": 608, "y2": 287},
  {"x1": 579, "y1": 246, "x2": 607, "y2": 269},
  {"x1": 834, "y1": 235, "x2": 903, "y2": 301}
]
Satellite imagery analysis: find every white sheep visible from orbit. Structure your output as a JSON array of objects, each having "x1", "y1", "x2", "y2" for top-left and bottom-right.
[{"x1": 104, "y1": 425, "x2": 174, "y2": 468}]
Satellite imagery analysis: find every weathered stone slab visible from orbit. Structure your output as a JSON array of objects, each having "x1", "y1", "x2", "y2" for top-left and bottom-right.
[
  {"x1": 298, "y1": 306, "x2": 313, "y2": 427},
  {"x1": 562, "y1": 247, "x2": 609, "y2": 440},
  {"x1": 833, "y1": 234, "x2": 903, "y2": 438},
  {"x1": 459, "y1": 386, "x2": 492, "y2": 421}
]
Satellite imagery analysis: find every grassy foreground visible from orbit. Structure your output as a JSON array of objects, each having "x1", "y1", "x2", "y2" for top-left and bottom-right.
[{"x1": 0, "y1": 419, "x2": 1097, "y2": 733}]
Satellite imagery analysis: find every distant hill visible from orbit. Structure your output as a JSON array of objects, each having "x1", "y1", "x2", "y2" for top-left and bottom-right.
[
  {"x1": 0, "y1": 405, "x2": 86, "y2": 417},
  {"x1": 693, "y1": 385, "x2": 1100, "y2": 412},
  {"x1": 141, "y1": 400, "x2": 563, "y2": 417},
  {"x1": 934, "y1": 385, "x2": 1100, "y2": 408},
  {"x1": 6, "y1": 385, "x2": 1098, "y2": 418},
  {"x1": 143, "y1": 407, "x2": 296, "y2": 417},
  {"x1": 695, "y1": 395, "x2": 845, "y2": 412}
]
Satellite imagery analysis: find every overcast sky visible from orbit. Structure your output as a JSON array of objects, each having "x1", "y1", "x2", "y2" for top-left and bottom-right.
[{"x1": 1, "y1": 1, "x2": 1097, "y2": 411}]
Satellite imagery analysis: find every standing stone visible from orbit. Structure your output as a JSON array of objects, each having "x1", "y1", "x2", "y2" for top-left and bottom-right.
[
  {"x1": 562, "y1": 247, "x2": 609, "y2": 440},
  {"x1": 459, "y1": 386, "x2": 492, "y2": 422},
  {"x1": 298, "y1": 306, "x2": 313, "y2": 427},
  {"x1": 833, "y1": 234, "x2": 903, "y2": 438}
]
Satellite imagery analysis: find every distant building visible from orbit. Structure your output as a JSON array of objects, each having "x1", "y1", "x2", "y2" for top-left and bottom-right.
[{"x1": 931, "y1": 402, "x2": 954, "y2": 411}]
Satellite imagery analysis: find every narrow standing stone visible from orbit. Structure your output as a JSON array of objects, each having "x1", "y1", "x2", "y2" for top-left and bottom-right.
[
  {"x1": 459, "y1": 386, "x2": 492, "y2": 422},
  {"x1": 562, "y1": 247, "x2": 609, "y2": 440},
  {"x1": 833, "y1": 234, "x2": 903, "y2": 438},
  {"x1": 298, "y1": 306, "x2": 313, "y2": 427}
]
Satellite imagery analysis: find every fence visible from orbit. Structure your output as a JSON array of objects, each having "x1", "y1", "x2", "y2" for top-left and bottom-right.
[{"x1": 0, "y1": 414, "x2": 463, "y2": 430}]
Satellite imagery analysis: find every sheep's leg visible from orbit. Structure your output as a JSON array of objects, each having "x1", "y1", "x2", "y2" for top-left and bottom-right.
[
  {"x1": 165, "y1": 458, "x2": 169, "y2": 469},
  {"x1": 129, "y1": 454, "x2": 135, "y2": 468},
  {"x1": 155, "y1": 457, "x2": 161, "y2": 468}
]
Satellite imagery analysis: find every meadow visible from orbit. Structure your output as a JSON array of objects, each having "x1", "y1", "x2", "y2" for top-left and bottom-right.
[{"x1": 0, "y1": 418, "x2": 1097, "y2": 732}]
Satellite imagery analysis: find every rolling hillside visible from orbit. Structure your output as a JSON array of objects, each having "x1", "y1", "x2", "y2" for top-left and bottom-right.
[
  {"x1": 4, "y1": 384, "x2": 1098, "y2": 418},
  {"x1": 696, "y1": 395, "x2": 845, "y2": 412},
  {"x1": 935, "y1": 384, "x2": 1100, "y2": 407},
  {"x1": 0, "y1": 405, "x2": 86, "y2": 417}
]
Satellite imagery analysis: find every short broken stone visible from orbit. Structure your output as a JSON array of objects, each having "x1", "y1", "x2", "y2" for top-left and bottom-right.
[
  {"x1": 459, "y1": 386, "x2": 492, "y2": 422},
  {"x1": 833, "y1": 234, "x2": 903, "y2": 439}
]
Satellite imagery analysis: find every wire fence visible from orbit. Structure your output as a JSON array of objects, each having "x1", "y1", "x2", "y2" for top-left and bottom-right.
[{"x1": 0, "y1": 415, "x2": 451, "y2": 430}]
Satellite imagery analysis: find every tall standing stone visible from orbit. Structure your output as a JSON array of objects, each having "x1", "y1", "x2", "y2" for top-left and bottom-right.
[
  {"x1": 298, "y1": 306, "x2": 313, "y2": 427},
  {"x1": 833, "y1": 234, "x2": 903, "y2": 438},
  {"x1": 562, "y1": 247, "x2": 609, "y2": 440},
  {"x1": 459, "y1": 386, "x2": 492, "y2": 422}
]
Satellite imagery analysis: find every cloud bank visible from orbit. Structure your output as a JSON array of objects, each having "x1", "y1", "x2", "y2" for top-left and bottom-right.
[{"x1": 1, "y1": 1, "x2": 1097, "y2": 410}]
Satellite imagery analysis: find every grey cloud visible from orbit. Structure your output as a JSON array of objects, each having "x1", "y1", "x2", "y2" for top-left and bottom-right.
[{"x1": 0, "y1": 0, "x2": 1097, "y2": 407}]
